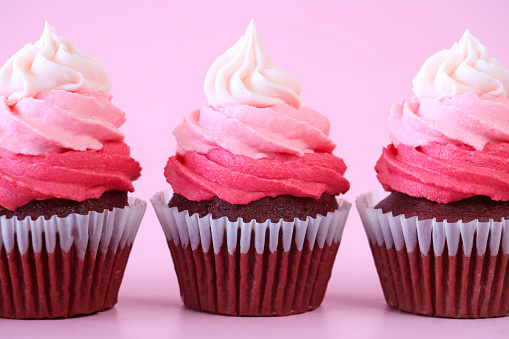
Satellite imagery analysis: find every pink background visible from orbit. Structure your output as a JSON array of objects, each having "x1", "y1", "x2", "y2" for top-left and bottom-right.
[{"x1": 2, "y1": 0, "x2": 509, "y2": 338}]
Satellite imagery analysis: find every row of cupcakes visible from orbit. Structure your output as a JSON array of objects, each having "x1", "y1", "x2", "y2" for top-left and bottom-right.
[{"x1": 0, "y1": 21, "x2": 508, "y2": 319}]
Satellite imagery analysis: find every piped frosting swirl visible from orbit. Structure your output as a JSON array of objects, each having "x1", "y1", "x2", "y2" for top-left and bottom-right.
[
  {"x1": 413, "y1": 30, "x2": 509, "y2": 99},
  {"x1": 378, "y1": 30, "x2": 509, "y2": 203},
  {"x1": 167, "y1": 20, "x2": 349, "y2": 204},
  {"x1": 204, "y1": 19, "x2": 302, "y2": 109},
  {"x1": 0, "y1": 23, "x2": 141, "y2": 210},
  {"x1": 0, "y1": 22, "x2": 112, "y2": 106}
]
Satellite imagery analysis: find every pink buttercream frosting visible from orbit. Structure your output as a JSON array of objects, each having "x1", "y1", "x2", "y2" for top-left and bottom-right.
[
  {"x1": 0, "y1": 23, "x2": 141, "y2": 210},
  {"x1": 167, "y1": 103, "x2": 349, "y2": 203},
  {"x1": 376, "y1": 143, "x2": 509, "y2": 203},
  {"x1": 378, "y1": 30, "x2": 509, "y2": 203},
  {"x1": 166, "y1": 148, "x2": 349, "y2": 204},
  {"x1": 389, "y1": 93, "x2": 509, "y2": 151},
  {"x1": 166, "y1": 20, "x2": 349, "y2": 204},
  {"x1": 0, "y1": 90, "x2": 125, "y2": 155},
  {"x1": 0, "y1": 142, "x2": 141, "y2": 210},
  {"x1": 174, "y1": 103, "x2": 335, "y2": 159}
]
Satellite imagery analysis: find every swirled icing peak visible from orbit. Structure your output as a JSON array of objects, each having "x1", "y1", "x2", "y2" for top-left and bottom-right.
[
  {"x1": 167, "y1": 21, "x2": 349, "y2": 204},
  {"x1": 0, "y1": 22, "x2": 111, "y2": 106},
  {"x1": 204, "y1": 19, "x2": 302, "y2": 108},
  {"x1": 413, "y1": 30, "x2": 509, "y2": 99},
  {"x1": 380, "y1": 30, "x2": 509, "y2": 203}
]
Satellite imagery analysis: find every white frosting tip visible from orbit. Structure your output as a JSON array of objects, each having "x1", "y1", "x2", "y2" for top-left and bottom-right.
[
  {"x1": 0, "y1": 22, "x2": 112, "y2": 105},
  {"x1": 204, "y1": 20, "x2": 302, "y2": 109},
  {"x1": 247, "y1": 18, "x2": 256, "y2": 33},
  {"x1": 412, "y1": 29, "x2": 509, "y2": 99}
]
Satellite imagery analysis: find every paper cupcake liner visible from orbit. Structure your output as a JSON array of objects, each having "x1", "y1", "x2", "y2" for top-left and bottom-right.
[
  {"x1": 0, "y1": 197, "x2": 147, "y2": 319},
  {"x1": 151, "y1": 190, "x2": 351, "y2": 316},
  {"x1": 356, "y1": 191, "x2": 509, "y2": 318}
]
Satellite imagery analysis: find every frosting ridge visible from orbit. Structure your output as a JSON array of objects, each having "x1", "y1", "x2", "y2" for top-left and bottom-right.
[
  {"x1": 166, "y1": 148, "x2": 349, "y2": 204},
  {"x1": 376, "y1": 142, "x2": 509, "y2": 203},
  {"x1": 389, "y1": 93, "x2": 509, "y2": 151},
  {"x1": 0, "y1": 90, "x2": 125, "y2": 155},
  {"x1": 380, "y1": 30, "x2": 509, "y2": 203},
  {"x1": 167, "y1": 20, "x2": 349, "y2": 204},
  {"x1": 0, "y1": 142, "x2": 141, "y2": 211},
  {"x1": 174, "y1": 103, "x2": 335, "y2": 159}
]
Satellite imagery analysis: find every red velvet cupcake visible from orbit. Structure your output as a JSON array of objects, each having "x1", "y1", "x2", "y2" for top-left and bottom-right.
[
  {"x1": 357, "y1": 30, "x2": 509, "y2": 318},
  {"x1": 152, "y1": 20, "x2": 351, "y2": 316},
  {"x1": 0, "y1": 23, "x2": 146, "y2": 319}
]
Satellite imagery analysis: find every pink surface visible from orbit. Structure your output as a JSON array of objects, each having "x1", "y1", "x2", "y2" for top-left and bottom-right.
[{"x1": 1, "y1": 0, "x2": 509, "y2": 338}]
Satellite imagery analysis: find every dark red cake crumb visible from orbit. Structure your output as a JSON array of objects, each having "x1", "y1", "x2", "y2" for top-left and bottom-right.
[
  {"x1": 0, "y1": 191, "x2": 128, "y2": 220},
  {"x1": 169, "y1": 193, "x2": 339, "y2": 223},
  {"x1": 375, "y1": 191, "x2": 509, "y2": 223}
]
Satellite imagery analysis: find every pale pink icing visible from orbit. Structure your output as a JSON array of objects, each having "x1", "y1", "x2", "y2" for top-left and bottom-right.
[
  {"x1": 174, "y1": 103, "x2": 335, "y2": 159},
  {"x1": 0, "y1": 142, "x2": 141, "y2": 211},
  {"x1": 0, "y1": 90, "x2": 125, "y2": 155},
  {"x1": 376, "y1": 142, "x2": 509, "y2": 203},
  {"x1": 166, "y1": 20, "x2": 349, "y2": 204},
  {"x1": 389, "y1": 93, "x2": 509, "y2": 151},
  {"x1": 166, "y1": 148, "x2": 349, "y2": 204}
]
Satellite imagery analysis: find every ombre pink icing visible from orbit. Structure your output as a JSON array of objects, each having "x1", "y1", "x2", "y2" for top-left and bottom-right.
[
  {"x1": 166, "y1": 148, "x2": 349, "y2": 204},
  {"x1": 166, "y1": 20, "x2": 349, "y2": 204},
  {"x1": 167, "y1": 103, "x2": 349, "y2": 204},
  {"x1": 378, "y1": 31, "x2": 509, "y2": 203},
  {"x1": 0, "y1": 142, "x2": 141, "y2": 211},
  {"x1": 0, "y1": 23, "x2": 141, "y2": 210}
]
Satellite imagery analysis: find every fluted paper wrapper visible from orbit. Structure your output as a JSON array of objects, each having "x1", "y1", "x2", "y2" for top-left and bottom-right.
[
  {"x1": 0, "y1": 197, "x2": 147, "y2": 319},
  {"x1": 152, "y1": 190, "x2": 351, "y2": 316},
  {"x1": 356, "y1": 191, "x2": 509, "y2": 318}
]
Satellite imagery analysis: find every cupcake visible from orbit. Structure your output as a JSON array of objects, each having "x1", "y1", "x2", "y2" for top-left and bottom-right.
[
  {"x1": 356, "y1": 30, "x2": 509, "y2": 318},
  {"x1": 152, "y1": 20, "x2": 351, "y2": 316},
  {"x1": 0, "y1": 23, "x2": 146, "y2": 319}
]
